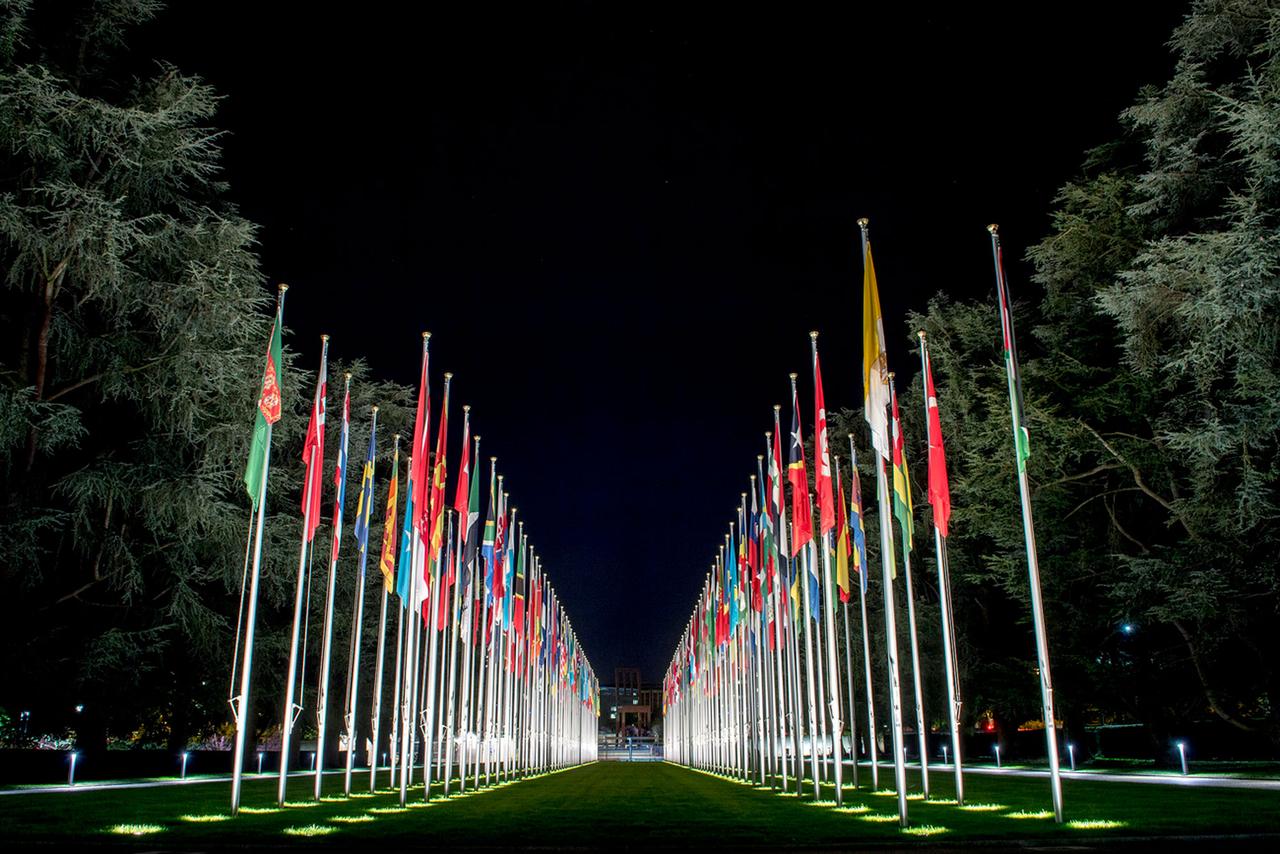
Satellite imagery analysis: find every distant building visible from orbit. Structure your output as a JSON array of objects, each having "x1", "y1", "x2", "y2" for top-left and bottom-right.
[{"x1": 599, "y1": 667, "x2": 662, "y2": 734}]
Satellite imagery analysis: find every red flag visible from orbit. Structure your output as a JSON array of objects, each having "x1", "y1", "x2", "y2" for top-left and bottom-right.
[
  {"x1": 787, "y1": 377, "x2": 813, "y2": 555},
  {"x1": 454, "y1": 408, "x2": 471, "y2": 521},
  {"x1": 812, "y1": 345, "x2": 835, "y2": 535},
  {"x1": 301, "y1": 348, "x2": 327, "y2": 543},
  {"x1": 924, "y1": 341, "x2": 952, "y2": 537},
  {"x1": 409, "y1": 335, "x2": 431, "y2": 539}
]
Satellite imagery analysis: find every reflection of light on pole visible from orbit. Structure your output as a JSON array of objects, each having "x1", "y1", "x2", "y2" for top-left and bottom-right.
[
  {"x1": 994, "y1": 744, "x2": 1001, "y2": 768},
  {"x1": 68, "y1": 752, "x2": 79, "y2": 786},
  {"x1": 181, "y1": 752, "x2": 190, "y2": 779},
  {"x1": 1067, "y1": 743, "x2": 1076, "y2": 772},
  {"x1": 1177, "y1": 741, "x2": 1188, "y2": 776},
  {"x1": 257, "y1": 752, "x2": 264, "y2": 774}
]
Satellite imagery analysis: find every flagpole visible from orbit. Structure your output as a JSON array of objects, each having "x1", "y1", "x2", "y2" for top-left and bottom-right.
[
  {"x1": 889, "y1": 375, "x2": 930, "y2": 798},
  {"x1": 277, "y1": 331, "x2": 325, "y2": 805},
  {"x1": 343, "y1": 405, "x2": 379, "y2": 795},
  {"x1": 848, "y1": 436, "x2": 879, "y2": 791},
  {"x1": 370, "y1": 433, "x2": 400, "y2": 792},
  {"x1": 859, "y1": 217, "x2": 909, "y2": 827},
  {"x1": 443, "y1": 508, "x2": 463, "y2": 795},
  {"x1": 918, "y1": 332, "x2": 965, "y2": 805},
  {"x1": 230, "y1": 283, "x2": 286, "y2": 815},
  {"x1": 314, "y1": 371, "x2": 352, "y2": 801},
  {"x1": 988, "y1": 223, "x2": 1064, "y2": 823},
  {"x1": 388, "y1": 457, "x2": 407, "y2": 791}
]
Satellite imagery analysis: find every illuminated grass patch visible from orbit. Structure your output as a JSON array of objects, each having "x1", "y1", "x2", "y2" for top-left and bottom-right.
[
  {"x1": 1006, "y1": 810, "x2": 1055, "y2": 820},
  {"x1": 107, "y1": 823, "x2": 164, "y2": 836},
  {"x1": 835, "y1": 804, "x2": 871, "y2": 814},
  {"x1": 861, "y1": 813, "x2": 901, "y2": 823},
  {"x1": 871, "y1": 788, "x2": 899, "y2": 797},
  {"x1": 959, "y1": 802, "x2": 1006, "y2": 812},
  {"x1": 282, "y1": 824, "x2": 336, "y2": 837},
  {"x1": 802, "y1": 799, "x2": 838, "y2": 807},
  {"x1": 319, "y1": 795, "x2": 347, "y2": 802},
  {"x1": 928, "y1": 797, "x2": 959, "y2": 805},
  {"x1": 282, "y1": 800, "x2": 319, "y2": 809},
  {"x1": 1067, "y1": 819, "x2": 1128, "y2": 830},
  {"x1": 329, "y1": 814, "x2": 375, "y2": 824},
  {"x1": 237, "y1": 806, "x2": 280, "y2": 815},
  {"x1": 368, "y1": 806, "x2": 408, "y2": 814},
  {"x1": 902, "y1": 824, "x2": 950, "y2": 837},
  {"x1": 349, "y1": 792, "x2": 375, "y2": 798},
  {"x1": 179, "y1": 814, "x2": 229, "y2": 823}
]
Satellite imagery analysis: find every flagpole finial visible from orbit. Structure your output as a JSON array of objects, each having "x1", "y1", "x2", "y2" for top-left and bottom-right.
[
  {"x1": 321, "y1": 333, "x2": 329, "y2": 342},
  {"x1": 463, "y1": 404, "x2": 470, "y2": 412},
  {"x1": 371, "y1": 405, "x2": 379, "y2": 413},
  {"x1": 422, "y1": 331, "x2": 431, "y2": 340},
  {"x1": 278, "y1": 283, "x2": 289, "y2": 293},
  {"x1": 987, "y1": 223, "x2": 999, "y2": 235},
  {"x1": 474, "y1": 434, "x2": 480, "y2": 441},
  {"x1": 774, "y1": 404, "x2": 781, "y2": 412},
  {"x1": 857, "y1": 217, "x2": 869, "y2": 229},
  {"x1": 758, "y1": 454, "x2": 764, "y2": 461},
  {"x1": 918, "y1": 330, "x2": 927, "y2": 340},
  {"x1": 444, "y1": 372, "x2": 453, "y2": 380},
  {"x1": 393, "y1": 433, "x2": 400, "y2": 440},
  {"x1": 344, "y1": 372, "x2": 352, "y2": 381},
  {"x1": 490, "y1": 456, "x2": 497, "y2": 462},
  {"x1": 789, "y1": 372, "x2": 798, "y2": 381},
  {"x1": 888, "y1": 371, "x2": 895, "y2": 380},
  {"x1": 809, "y1": 330, "x2": 819, "y2": 341}
]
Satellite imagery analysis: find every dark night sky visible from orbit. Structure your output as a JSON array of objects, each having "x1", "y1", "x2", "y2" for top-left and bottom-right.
[{"x1": 138, "y1": 2, "x2": 1182, "y2": 683}]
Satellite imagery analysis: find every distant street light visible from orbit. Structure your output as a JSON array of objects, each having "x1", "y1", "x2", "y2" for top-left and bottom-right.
[
  {"x1": 942, "y1": 744, "x2": 949, "y2": 766},
  {"x1": 257, "y1": 751, "x2": 264, "y2": 774},
  {"x1": 994, "y1": 744, "x2": 1001, "y2": 768},
  {"x1": 180, "y1": 752, "x2": 190, "y2": 780},
  {"x1": 1121, "y1": 623, "x2": 1135, "y2": 635},
  {"x1": 68, "y1": 752, "x2": 79, "y2": 786},
  {"x1": 1067, "y1": 742, "x2": 1076, "y2": 772},
  {"x1": 1177, "y1": 741, "x2": 1188, "y2": 776}
]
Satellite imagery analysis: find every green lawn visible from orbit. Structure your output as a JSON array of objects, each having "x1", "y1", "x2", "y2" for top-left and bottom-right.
[{"x1": 0, "y1": 761, "x2": 1277, "y2": 848}]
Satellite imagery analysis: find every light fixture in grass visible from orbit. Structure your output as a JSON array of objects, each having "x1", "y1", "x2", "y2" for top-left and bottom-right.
[
  {"x1": 1067, "y1": 819, "x2": 1127, "y2": 830},
  {"x1": 902, "y1": 824, "x2": 950, "y2": 837},
  {"x1": 107, "y1": 824, "x2": 164, "y2": 836},
  {"x1": 283, "y1": 824, "x2": 336, "y2": 837}
]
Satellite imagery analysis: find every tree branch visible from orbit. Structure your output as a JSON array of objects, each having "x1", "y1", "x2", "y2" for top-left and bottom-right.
[
  {"x1": 1172, "y1": 619, "x2": 1255, "y2": 733},
  {"x1": 1079, "y1": 419, "x2": 1194, "y2": 537}
]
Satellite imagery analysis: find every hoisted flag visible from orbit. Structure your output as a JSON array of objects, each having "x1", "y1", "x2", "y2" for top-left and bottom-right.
[
  {"x1": 352, "y1": 408, "x2": 378, "y2": 570},
  {"x1": 329, "y1": 380, "x2": 351, "y2": 567},
  {"x1": 890, "y1": 383, "x2": 913, "y2": 554},
  {"x1": 787, "y1": 376, "x2": 813, "y2": 555},
  {"x1": 835, "y1": 462, "x2": 851, "y2": 603},
  {"x1": 922, "y1": 335, "x2": 952, "y2": 537},
  {"x1": 300, "y1": 342, "x2": 327, "y2": 540},
  {"x1": 378, "y1": 438, "x2": 400, "y2": 592},
  {"x1": 812, "y1": 337, "x2": 835, "y2": 535},
  {"x1": 862, "y1": 239, "x2": 891, "y2": 460},
  {"x1": 244, "y1": 306, "x2": 283, "y2": 505}
]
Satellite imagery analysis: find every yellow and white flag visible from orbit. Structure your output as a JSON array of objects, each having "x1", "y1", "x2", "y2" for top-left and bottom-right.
[{"x1": 862, "y1": 240, "x2": 891, "y2": 459}]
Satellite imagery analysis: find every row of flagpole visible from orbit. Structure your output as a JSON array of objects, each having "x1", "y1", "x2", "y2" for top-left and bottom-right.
[
  {"x1": 661, "y1": 220, "x2": 1063, "y2": 826},
  {"x1": 229, "y1": 309, "x2": 599, "y2": 814}
]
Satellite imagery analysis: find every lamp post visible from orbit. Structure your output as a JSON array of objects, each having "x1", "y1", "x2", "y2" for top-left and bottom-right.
[
  {"x1": 258, "y1": 752, "x2": 264, "y2": 775},
  {"x1": 942, "y1": 744, "x2": 949, "y2": 766},
  {"x1": 181, "y1": 752, "x2": 190, "y2": 780},
  {"x1": 68, "y1": 752, "x2": 79, "y2": 786},
  {"x1": 994, "y1": 744, "x2": 1001, "y2": 768},
  {"x1": 1177, "y1": 741, "x2": 1188, "y2": 776},
  {"x1": 1067, "y1": 743, "x2": 1075, "y2": 772}
]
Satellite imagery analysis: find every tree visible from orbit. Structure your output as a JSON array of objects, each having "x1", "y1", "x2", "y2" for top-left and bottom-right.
[{"x1": 0, "y1": 0, "x2": 284, "y2": 748}]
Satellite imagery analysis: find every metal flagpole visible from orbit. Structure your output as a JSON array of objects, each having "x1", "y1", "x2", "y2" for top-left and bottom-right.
[
  {"x1": 278, "y1": 332, "x2": 326, "y2": 805},
  {"x1": 842, "y1": 600, "x2": 859, "y2": 790},
  {"x1": 988, "y1": 223, "x2": 1063, "y2": 823},
  {"x1": 889, "y1": 376, "x2": 930, "y2": 798},
  {"x1": 230, "y1": 283, "x2": 286, "y2": 814},
  {"x1": 388, "y1": 498, "x2": 405, "y2": 791},
  {"x1": 919, "y1": 331, "x2": 965, "y2": 805},
  {"x1": 443, "y1": 507, "x2": 464, "y2": 795},
  {"x1": 397, "y1": 527, "x2": 420, "y2": 805},
  {"x1": 849, "y1": 436, "x2": 879, "y2": 791},
  {"x1": 314, "y1": 371, "x2": 353, "y2": 801},
  {"x1": 370, "y1": 433, "x2": 400, "y2": 793},
  {"x1": 343, "y1": 405, "x2": 379, "y2": 794},
  {"x1": 859, "y1": 218, "x2": 909, "y2": 827}
]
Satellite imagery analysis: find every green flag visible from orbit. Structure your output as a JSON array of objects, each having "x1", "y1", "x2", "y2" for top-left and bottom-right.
[{"x1": 244, "y1": 308, "x2": 283, "y2": 506}]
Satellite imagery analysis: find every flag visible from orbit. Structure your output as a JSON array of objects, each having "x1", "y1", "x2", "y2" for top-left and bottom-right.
[
  {"x1": 862, "y1": 240, "x2": 891, "y2": 460},
  {"x1": 352, "y1": 409, "x2": 378, "y2": 572},
  {"x1": 378, "y1": 439, "x2": 400, "y2": 592},
  {"x1": 454, "y1": 408, "x2": 471, "y2": 533},
  {"x1": 481, "y1": 463, "x2": 496, "y2": 610},
  {"x1": 427, "y1": 379, "x2": 450, "y2": 560},
  {"x1": 849, "y1": 449, "x2": 869, "y2": 594},
  {"x1": 244, "y1": 306, "x2": 282, "y2": 505},
  {"x1": 812, "y1": 344, "x2": 836, "y2": 535},
  {"x1": 394, "y1": 464, "x2": 415, "y2": 602},
  {"x1": 770, "y1": 407, "x2": 788, "y2": 561},
  {"x1": 329, "y1": 381, "x2": 351, "y2": 567},
  {"x1": 923, "y1": 338, "x2": 952, "y2": 537},
  {"x1": 408, "y1": 336, "x2": 431, "y2": 611},
  {"x1": 748, "y1": 483, "x2": 762, "y2": 612},
  {"x1": 300, "y1": 346, "x2": 327, "y2": 541},
  {"x1": 890, "y1": 384, "x2": 913, "y2": 554},
  {"x1": 994, "y1": 240, "x2": 1032, "y2": 471},
  {"x1": 513, "y1": 535, "x2": 526, "y2": 639},
  {"x1": 787, "y1": 378, "x2": 813, "y2": 555},
  {"x1": 835, "y1": 463, "x2": 851, "y2": 603}
]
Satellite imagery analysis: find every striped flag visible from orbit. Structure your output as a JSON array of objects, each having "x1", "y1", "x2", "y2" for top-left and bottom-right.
[
  {"x1": 243, "y1": 306, "x2": 282, "y2": 505},
  {"x1": 787, "y1": 377, "x2": 813, "y2": 555},
  {"x1": 862, "y1": 240, "x2": 891, "y2": 460},
  {"x1": 329, "y1": 381, "x2": 351, "y2": 567},
  {"x1": 890, "y1": 383, "x2": 913, "y2": 555},
  {"x1": 378, "y1": 439, "x2": 399, "y2": 592},
  {"x1": 352, "y1": 409, "x2": 378, "y2": 572}
]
